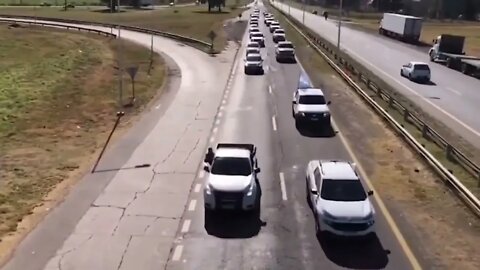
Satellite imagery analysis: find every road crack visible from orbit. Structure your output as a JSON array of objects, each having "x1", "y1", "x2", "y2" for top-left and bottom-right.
[
  {"x1": 58, "y1": 234, "x2": 93, "y2": 270},
  {"x1": 116, "y1": 235, "x2": 133, "y2": 270}
]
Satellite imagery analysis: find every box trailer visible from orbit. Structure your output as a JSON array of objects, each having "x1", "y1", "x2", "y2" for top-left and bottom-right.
[
  {"x1": 379, "y1": 13, "x2": 423, "y2": 43},
  {"x1": 429, "y1": 34, "x2": 480, "y2": 77}
]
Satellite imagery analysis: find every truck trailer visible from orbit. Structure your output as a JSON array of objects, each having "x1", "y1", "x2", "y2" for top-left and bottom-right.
[
  {"x1": 429, "y1": 34, "x2": 480, "y2": 77},
  {"x1": 379, "y1": 13, "x2": 423, "y2": 43}
]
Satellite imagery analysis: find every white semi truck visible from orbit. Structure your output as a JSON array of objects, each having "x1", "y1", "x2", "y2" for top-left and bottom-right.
[{"x1": 379, "y1": 13, "x2": 423, "y2": 43}]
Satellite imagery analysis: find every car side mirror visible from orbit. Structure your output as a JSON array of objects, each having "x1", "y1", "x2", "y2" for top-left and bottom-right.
[
  {"x1": 327, "y1": 101, "x2": 331, "y2": 105},
  {"x1": 292, "y1": 100, "x2": 296, "y2": 104},
  {"x1": 255, "y1": 168, "x2": 261, "y2": 173},
  {"x1": 203, "y1": 165, "x2": 210, "y2": 172},
  {"x1": 311, "y1": 189, "x2": 318, "y2": 195},
  {"x1": 367, "y1": 190, "x2": 374, "y2": 196}
]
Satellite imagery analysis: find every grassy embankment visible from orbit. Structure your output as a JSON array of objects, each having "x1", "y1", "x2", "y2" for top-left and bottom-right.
[
  {"x1": 0, "y1": 23, "x2": 165, "y2": 257},
  {"x1": 286, "y1": 1, "x2": 480, "y2": 56},
  {"x1": 0, "y1": 0, "x2": 252, "y2": 52}
]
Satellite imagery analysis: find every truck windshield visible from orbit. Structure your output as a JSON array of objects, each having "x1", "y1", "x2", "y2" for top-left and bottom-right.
[
  {"x1": 298, "y1": 95, "x2": 326, "y2": 104},
  {"x1": 211, "y1": 157, "x2": 252, "y2": 176},
  {"x1": 320, "y1": 179, "x2": 367, "y2": 201}
]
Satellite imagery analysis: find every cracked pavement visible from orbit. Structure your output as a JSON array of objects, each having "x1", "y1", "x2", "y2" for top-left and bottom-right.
[{"x1": 1, "y1": 20, "x2": 237, "y2": 270}]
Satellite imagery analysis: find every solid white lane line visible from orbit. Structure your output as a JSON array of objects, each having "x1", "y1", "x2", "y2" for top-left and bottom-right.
[
  {"x1": 279, "y1": 172, "x2": 287, "y2": 201},
  {"x1": 172, "y1": 245, "x2": 183, "y2": 261},
  {"x1": 181, "y1": 220, "x2": 191, "y2": 233},
  {"x1": 446, "y1": 87, "x2": 462, "y2": 96},
  {"x1": 194, "y1": 184, "x2": 202, "y2": 193},
  {"x1": 188, "y1": 200, "x2": 197, "y2": 211},
  {"x1": 268, "y1": 85, "x2": 273, "y2": 94},
  {"x1": 272, "y1": 115, "x2": 277, "y2": 131}
]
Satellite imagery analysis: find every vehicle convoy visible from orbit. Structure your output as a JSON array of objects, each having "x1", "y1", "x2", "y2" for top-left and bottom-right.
[
  {"x1": 244, "y1": 53, "x2": 264, "y2": 75},
  {"x1": 379, "y1": 13, "x2": 423, "y2": 42},
  {"x1": 275, "y1": 41, "x2": 296, "y2": 63},
  {"x1": 273, "y1": 31, "x2": 286, "y2": 43},
  {"x1": 400, "y1": 61, "x2": 431, "y2": 83},
  {"x1": 429, "y1": 34, "x2": 480, "y2": 76},
  {"x1": 292, "y1": 87, "x2": 332, "y2": 127},
  {"x1": 306, "y1": 160, "x2": 376, "y2": 237},
  {"x1": 250, "y1": 32, "x2": 265, "y2": 47},
  {"x1": 203, "y1": 143, "x2": 261, "y2": 213}
]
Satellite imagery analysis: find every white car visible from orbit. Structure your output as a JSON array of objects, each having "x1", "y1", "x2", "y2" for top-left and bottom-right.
[
  {"x1": 247, "y1": 41, "x2": 260, "y2": 50},
  {"x1": 244, "y1": 53, "x2": 264, "y2": 75},
  {"x1": 273, "y1": 32, "x2": 286, "y2": 43},
  {"x1": 400, "y1": 61, "x2": 431, "y2": 82},
  {"x1": 265, "y1": 17, "x2": 274, "y2": 25},
  {"x1": 203, "y1": 143, "x2": 261, "y2": 213},
  {"x1": 269, "y1": 23, "x2": 280, "y2": 33},
  {"x1": 276, "y1": 41, "x2": 296, "y2": 63},
  {"x1": 306, "y1": 160, "x2": 376, "y2": 238},
  {"x1": 250, "y1": 32, "x2": 265, "y2": 47},
  {"x1": 273, "y1": 28, "x2": 285, "y2": 35},
  {"x1": 292, "y1": 88, "x2": 331, "y2": 127},
  {"x1": 246, "y1": 47, "x2": 261, "y2": 57},
  {"x1": 249, "y1": 26, "x2": 260, "y2": 34}
]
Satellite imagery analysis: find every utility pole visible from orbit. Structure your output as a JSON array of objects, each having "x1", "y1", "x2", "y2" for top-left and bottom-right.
[
  {"x1": 288, "y1": 0, "x2": 291, "y2": 15},
  {"x1": 337, "y1": 0, "x2": 343, "y2": 50},
  {"x1": 302, "y1": 0, "x2": 305, "y2": 24},
  {"x1": 117, "y1": 27, "x2": 123, "y2": 107}
]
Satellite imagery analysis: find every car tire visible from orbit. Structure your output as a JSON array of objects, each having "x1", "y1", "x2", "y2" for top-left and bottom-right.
[
  {"x1": 291, "y1": 107, "x2": 295, "y2": 117},
  {"x1": 400, "y1": 69, "x2": 403, "y2": 77},
  {"x1": 306, "y1": 184, "x2": 312, "y2": 209},
  {"x1": 408, "y1": 73, "x2": 412, "y2": 80},
  {"x1": 314, "y1": 217, "x2": 320, "y2": 236}
]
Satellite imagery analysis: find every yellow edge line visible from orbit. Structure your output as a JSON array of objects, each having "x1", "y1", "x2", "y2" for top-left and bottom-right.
[{"x1": 268, "y1": 2, "x2": 423, "y2": 269}]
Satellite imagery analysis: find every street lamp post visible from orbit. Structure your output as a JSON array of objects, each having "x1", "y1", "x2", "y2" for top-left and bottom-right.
[
  {"x1": 337, "y1": 0, "x2": 343, "y2": 50},
  {"x1": 302, "y1": 0, "x2": 305, "y2": 24},
  {"x1": 288, "y1": 0, "x2": 291, "y2": 15}
]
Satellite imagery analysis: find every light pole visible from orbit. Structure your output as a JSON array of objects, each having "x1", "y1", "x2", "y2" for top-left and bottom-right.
[
  {"x1": 337, "y1": 0, "x2": 343, "y2": 50},
  {"x1": 288, "y1": 0, "x2": 291, "y2": 15},
  {"x1": 302, "y1": 0, "x2": 305, "y2": 24}
]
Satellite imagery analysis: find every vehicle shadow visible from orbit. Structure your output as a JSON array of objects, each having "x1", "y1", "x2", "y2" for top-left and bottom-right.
[
  {"x1": 421, "y1": 80, "x2": 436, "y2": 86},
  {"x1": 204, "y1": 179, "x2": 266, "y2": 239},
  {"x1": 295, "y1": 122, "x2": 336, "y2": 138},
  {"x1": 317, "y1": 232, "x2": 390, "y2": 269}
]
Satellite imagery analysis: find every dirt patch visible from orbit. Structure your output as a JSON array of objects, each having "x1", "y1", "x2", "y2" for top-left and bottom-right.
[
  {"x1": 0, "y1": 24, "x2": 166, "y2": 264},
  {"x1": 267, "y1": 3, "x2": 480, "y2": 269}
]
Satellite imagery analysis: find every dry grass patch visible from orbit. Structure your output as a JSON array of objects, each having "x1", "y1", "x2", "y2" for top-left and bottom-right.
[{"x1": 0, "y1": 23, "x2": 165, "y2": 245}]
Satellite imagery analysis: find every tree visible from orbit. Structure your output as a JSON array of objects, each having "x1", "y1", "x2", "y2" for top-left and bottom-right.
[
  {"x1": 100, "y1": 0, "x2": 119, "y2": 12},
  {"x1": 208, "y1": 0, "x2": 225, "y2": 12},
  {"x1": 464, "y1": 0, "x2": 478, "y2": 20}
]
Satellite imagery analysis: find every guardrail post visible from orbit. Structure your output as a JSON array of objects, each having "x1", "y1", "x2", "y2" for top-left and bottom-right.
[
  {"x1": 445, "y1": 144, "x2": 453, "y2": 161},
  {"x1": 422, "y1": 124, "x2": 429, "y2": 139},
  {"x1": 403, "y1": 109, "x2": 409, "y2": 122}
]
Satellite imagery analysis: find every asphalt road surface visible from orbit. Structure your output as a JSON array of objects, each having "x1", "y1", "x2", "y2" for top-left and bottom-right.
[
  {"x1": 2, "y1": 5, "x2": 422, "y2": 269},
  {"x1": 0, "y1": 18, "x2": 236, "y2": 270},
  {"x1": 272, "y1": 0, "x2": 480, "y2": 149},
  {"x1": 164, "y1": 4, "x2": 420, "y2": 270}
]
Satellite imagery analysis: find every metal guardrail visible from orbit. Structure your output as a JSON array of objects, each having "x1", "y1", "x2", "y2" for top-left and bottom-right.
[
  {"x1": 0, "y1": 14, "x2": 213, "y2": 52},
  {"x1": 269, "y1": 3, "x2": 480, "y2": 216},
  {"x1": 0, "y1": 18, "x2": 117, "y2": 37}
]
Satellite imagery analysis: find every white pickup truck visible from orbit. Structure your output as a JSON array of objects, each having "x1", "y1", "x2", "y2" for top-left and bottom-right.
[{"x1": 203, "y1": 143, "x2": 261, "y2": 214}]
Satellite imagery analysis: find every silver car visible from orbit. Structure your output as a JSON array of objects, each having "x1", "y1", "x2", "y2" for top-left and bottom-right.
[{"x1": 244, "y1": 53, "x2": 264, "y2": 75}]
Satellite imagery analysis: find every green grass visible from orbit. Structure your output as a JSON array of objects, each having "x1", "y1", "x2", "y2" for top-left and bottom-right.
[
  {"x1": 0, "y1": 0, "x2": 251, "y2": 52},
  {"x1": 0, "y1": 0, "x2": 102, "y2": 5},
  {"x1": 268, "y1": 2, "x2": 480, "y2": 199},
  {"x1": 0, "y1": 23, "x2": 165, "y2": 247}
]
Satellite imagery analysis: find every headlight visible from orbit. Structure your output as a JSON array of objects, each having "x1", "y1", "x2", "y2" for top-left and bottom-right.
[
  {"x1": 205, "y1": 183, "x2": 213, "y2": 195},
  {"x1": 301, "y1": 112, "x2": 306, "y2": 117},
  {"x1": 246, "y1": 183, "x2": 254, "y2": 196},
  {"x1": 323, "y1": 112, "x2": 330, "y2": 117}
]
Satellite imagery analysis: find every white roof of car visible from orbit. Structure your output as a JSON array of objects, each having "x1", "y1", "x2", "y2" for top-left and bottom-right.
[
  {"x1": 215, "y1": 148, "x2": 251, "y2": 158},
  {"x1": 319, "y1": 160, "x2": 358, "y2": 180},
  {"x1": 297, "y1": 88, "x2": 324, "y2": 96},
  {"x1": 278, "y1": 41, "x2": 293, "y2": 45},
  {"x1": 247, "y1": 41, "x2": 260, "y2": 46},
  {"x1": 410, "y1": 61, "x2": 429, "y2": 66},
  {"x1": 247, "y1": 53, "x2": 262, "y2": 58}
]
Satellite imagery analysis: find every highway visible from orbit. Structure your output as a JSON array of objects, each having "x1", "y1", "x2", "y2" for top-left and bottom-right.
[
  {"x1": 272, "y1": 0, "x2": 480, "y2": 149},
  {"x1": 1, "y1": 3, "x2": 422, "y2": 269},
  {"x1": 165, "y1": 3, "x2": 418, "y2": 269}
]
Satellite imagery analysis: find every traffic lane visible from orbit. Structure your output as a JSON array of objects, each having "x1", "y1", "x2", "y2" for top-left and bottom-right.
[
  {"x1": 271, "y1": 3, "x2": 480, "y2": 146},
  {"x1": 166, "y1": 32, "x2": 307, "y2": 270},
  {"x1": 264, "y1": 20, "x2": 416, "y2": 270}
]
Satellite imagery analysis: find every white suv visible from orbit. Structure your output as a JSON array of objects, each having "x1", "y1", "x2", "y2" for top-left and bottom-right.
[
  {"x1": 292, "y1": 88, "x2": 331, "y2": 127},
  {"x1": 306, "y1": 160, "x2": 376, "y2": 238}
]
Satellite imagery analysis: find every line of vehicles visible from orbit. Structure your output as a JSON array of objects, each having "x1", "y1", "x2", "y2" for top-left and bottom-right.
[
  {"x1": 201, "y1": 6, "x2": 377, "y2": 240},
  {"x1": 244, "y1": 8, "x2": 297, "y2": 75}
]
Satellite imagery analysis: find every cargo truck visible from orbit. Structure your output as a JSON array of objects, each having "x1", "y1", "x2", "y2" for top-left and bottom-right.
[
  {"x1": 379, "y1": 13, "x2": 423, "y2": 43},
  {"x1": 429, "y1": 34, "x2": 480, "y2": 77}
]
